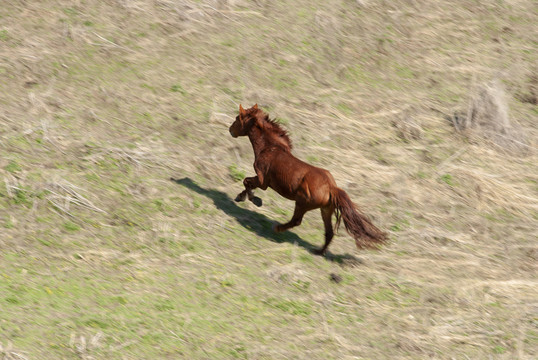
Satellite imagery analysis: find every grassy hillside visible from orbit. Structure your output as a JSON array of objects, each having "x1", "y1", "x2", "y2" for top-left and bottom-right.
[{"x1": 1, "y1": 0, "x2": 536, "y2": 359}]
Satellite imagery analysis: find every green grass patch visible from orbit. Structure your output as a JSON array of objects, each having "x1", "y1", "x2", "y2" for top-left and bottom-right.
[
  {"x1": 0, "y1": 29, "x2": 9, "y2": 41},
  {"x1": 170, "y1": 83, "x2": 187, "y2": 95},
  {"x1": 390, "y1": 218, "x2": 410, "y2": 232},
  {"x1": 367, "y1": 288, "x2": 396, "y2": 302},
  {"x1": 63, "y1": 221, "x2": 80, "y2": 232},
  {"x1": 5, "y1": 160, "x2": 21, "y2": 173},
  {"x1": 275, "y1": 117, "x2": 289, "y2": 126},
  {"x1": 439, "y1": 173, "x2": 455, "y2": 186},
  {"x1": 265, "y1": 297, "x2": 312, "y2": 316},
  {"x1": 228, "y1": 164, "x2": 246, "y2": 182}
]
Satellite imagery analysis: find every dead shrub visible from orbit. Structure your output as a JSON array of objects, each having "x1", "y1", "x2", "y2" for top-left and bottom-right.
[
  {"x1": 392, "y1": 108, "x2": 422, "y2": 141},
  {"x1": 451, "y1": 80, "x2": 531, "y2": 154}
]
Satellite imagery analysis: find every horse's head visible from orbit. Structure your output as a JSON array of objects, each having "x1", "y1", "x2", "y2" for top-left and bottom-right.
[{"x1": 229, "y1": 104, "x2": 259, "y2": 137}]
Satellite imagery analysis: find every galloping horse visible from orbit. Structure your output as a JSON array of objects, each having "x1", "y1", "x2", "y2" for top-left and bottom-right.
[{"x1": 229, "y1": 104, "x2": 387, "y2": 255}]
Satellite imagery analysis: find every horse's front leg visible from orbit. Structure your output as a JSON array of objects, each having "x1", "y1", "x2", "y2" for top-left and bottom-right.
[{"x1": 235, "y1": 176, "x2": 263, "y2": 207}]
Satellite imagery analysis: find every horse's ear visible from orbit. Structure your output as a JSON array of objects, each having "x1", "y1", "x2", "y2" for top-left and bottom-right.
[
  {"x1": 239, "y1": 104, "x2": 245, "y2": 115},
  {"x1": 253, "y1": 103, "x2": 258, "y2": 110}
]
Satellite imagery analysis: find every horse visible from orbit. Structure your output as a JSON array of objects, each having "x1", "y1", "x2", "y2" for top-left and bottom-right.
[{"x1": 229, "y1": 104, "x2": 387, "y2": 255}]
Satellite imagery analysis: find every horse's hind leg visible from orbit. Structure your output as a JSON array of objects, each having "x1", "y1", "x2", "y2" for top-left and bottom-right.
[
  {"x1": 312, "y1": 206, "x2": 334, "y2": 256},
  {"x1": 273, "y1": 203, "x2": 308, "y2": 232}
]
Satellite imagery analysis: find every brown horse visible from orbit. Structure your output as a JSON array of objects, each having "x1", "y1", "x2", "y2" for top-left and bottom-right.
[{"x1": 229, "y1": 104, "x2": 387, "y2": 255}]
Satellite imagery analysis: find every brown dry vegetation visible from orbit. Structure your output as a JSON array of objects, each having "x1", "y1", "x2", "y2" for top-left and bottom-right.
[{"x1": 0, "y1": 0, "x2": 537, "y2": 359}]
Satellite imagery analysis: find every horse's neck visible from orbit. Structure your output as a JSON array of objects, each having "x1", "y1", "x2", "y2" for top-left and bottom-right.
[{"x1": 248, "y1": 126, "x2": 275, "y2": 157}]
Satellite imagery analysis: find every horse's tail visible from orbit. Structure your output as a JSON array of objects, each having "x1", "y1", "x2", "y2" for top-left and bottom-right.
[{"x1": 331, "y1": 187, "x2": 388, "y2": 249}]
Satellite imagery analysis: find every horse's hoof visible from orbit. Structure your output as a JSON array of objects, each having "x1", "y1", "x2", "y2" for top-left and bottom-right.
[
  {"x1": 272, "y1": 223, "x2": 283, "y2": 232},
  {"x1": 311, "y1": 248, "x2": 326, "y2": 256},
  {"x1": 251, "y1": 196, "x2": 262, "y2": 207},
  {"x1": 235, "y1": 194, "x2": 246, "y2": 202}
]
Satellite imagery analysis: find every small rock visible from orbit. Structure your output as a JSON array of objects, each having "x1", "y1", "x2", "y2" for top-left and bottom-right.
[{"x1": 330, "y1": 273, "x2": 342, "y2": 283}]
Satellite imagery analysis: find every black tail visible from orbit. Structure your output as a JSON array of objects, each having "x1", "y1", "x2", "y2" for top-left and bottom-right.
[{"x1": 332, "y1": 187, "x2": 388, "y2": 249}]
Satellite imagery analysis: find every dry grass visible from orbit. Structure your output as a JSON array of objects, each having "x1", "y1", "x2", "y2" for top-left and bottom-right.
[{"x1": 0, "y1": 0, "x2": 537, "y2": 359}]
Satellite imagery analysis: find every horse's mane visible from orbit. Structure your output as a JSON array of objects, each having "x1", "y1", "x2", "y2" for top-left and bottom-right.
[{"x1": 255, "y1": 111, "x2": 293, "y2": 151}]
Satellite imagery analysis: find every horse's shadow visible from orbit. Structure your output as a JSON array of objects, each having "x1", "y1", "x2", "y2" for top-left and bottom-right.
[{"x1": 171, "y1": 177, "x2": 362, "y2": 265}]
